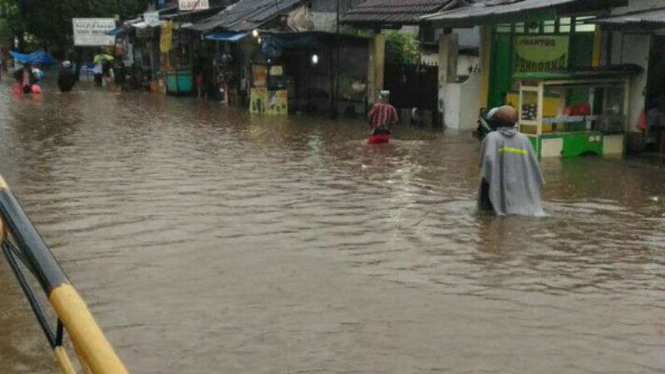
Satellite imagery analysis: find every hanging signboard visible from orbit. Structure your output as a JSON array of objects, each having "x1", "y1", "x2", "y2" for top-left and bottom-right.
[
  {"x1": 252, "y1": 64, "x2": 267, "y2": 87},
  {"x1": 514, "y1": 36, "x2": 570, "y2": 73},
  {"x1": 144, "y1": 11, "x2": 160, "y2": 26},
  {"x1": 160, "y1": 21, "x2": 173, "y2": 53},
  {"x1": 72, "y1": 18, "x2": 116, "y2": 46},
  {"x1": 178, "y1": 0, "x2": 210, "y2": 11}
]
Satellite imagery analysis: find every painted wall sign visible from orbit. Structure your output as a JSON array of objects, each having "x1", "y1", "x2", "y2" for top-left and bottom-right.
[
  {"x1": 73, "y1": 18, "x2": 116, "y2": 46},
  {"x1": 514, "y1": 36, "x2": 570, "y2": 73}
]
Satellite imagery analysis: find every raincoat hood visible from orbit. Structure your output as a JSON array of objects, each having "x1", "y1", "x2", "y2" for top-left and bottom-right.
[{"x1": 498, "y1": 127, "x2": 518, "y2": 138}]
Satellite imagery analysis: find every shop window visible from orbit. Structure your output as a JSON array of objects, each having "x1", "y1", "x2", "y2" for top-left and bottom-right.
[
  {"x1": 526, "y1": 21, "x2": 541, "y2": 34},
  {"x1": 544, "y1": 20, "x2": 556, "y2": 34},
  {"x1": 496, "y1": 24, "x2": 511, "y2": 33},
  {"x1": 515, "y1": 22, "x2": 525, "y2": 34},
  {"x1": 574, "y1": 16, "x2": 597, "y2": 33},
  {"x1": 559, "y1": 17, "x2": 572, "y2": 33}
]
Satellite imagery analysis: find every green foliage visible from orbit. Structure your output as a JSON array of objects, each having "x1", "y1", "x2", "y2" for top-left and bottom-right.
[
  {"x1": 2, "y1": 0, "x2": 150, "y2": 50},
  {"x1": 385, "y1": 31, "x2": 421, "y2": 65}
]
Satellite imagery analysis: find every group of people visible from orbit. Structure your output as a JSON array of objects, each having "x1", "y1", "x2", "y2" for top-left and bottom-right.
[
  {"x1": 368, "y1": 92, "x2": 545, "y2": 217},
  {"x1": 13, "y1": 63, "x2": 44, "y2": 94}
]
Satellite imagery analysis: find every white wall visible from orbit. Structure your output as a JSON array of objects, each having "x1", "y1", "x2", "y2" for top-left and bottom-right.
[
  {"x1": 614, "y1": 33, "x2": 651, "y2": 132},
  {"x1": 440, "y1": 72, "x2": 482, "y2": 130}
]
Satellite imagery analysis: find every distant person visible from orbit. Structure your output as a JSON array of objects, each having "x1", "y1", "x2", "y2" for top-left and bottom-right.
[
  {"x1": 478, "y1": 106, "x2": 545, "y2": 216},
  {"x1": 411, "y1": 107, "x2": 425, "y2": 127},
  {"x1": 93, "y1": 56, "x2": 104, "y2": 87},
  {"x1": 113, "y1": 60, "x2": 125, "y2": 92},
  {"x1": 13, "y1": 64, "x2": 38, "y2": 94},
  {"x1": 58, "y1": 61, "x2": 77, "y2": 92},
  {"x1": 367, "y1": 90, "x2": 398, "y2": 135}
]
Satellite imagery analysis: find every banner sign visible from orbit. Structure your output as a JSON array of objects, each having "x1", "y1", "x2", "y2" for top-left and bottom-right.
[
  {"x1": 267, "y1": 90, "x2": 288, "y2": 115},
  {"x1": 160, "y1": 21, "x2": 173, "y2": 53},
  {"x1": 179, "y1": 0, "x2": 210, "y2": 11},
  {"x1": 250, "y1": 88, "x2": 268, "y2": 114},
  {"x1": 144, "y1": 11, "x2": 160, "y2": 26},
  {"x1": 514, "y1": 36, "x2": 569, "y2": 73},
  {"x1": 73, "y1": 18, "x2": 116, "y2": 46}
]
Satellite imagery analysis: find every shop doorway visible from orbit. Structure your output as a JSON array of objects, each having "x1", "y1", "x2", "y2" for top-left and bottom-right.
[{"x1": 384, "y1": 63, "x2": 439, "y2": 127}]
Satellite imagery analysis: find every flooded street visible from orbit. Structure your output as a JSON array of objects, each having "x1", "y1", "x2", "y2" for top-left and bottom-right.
[{"x1": 0, "y1": 81, "x2": 664, "y2": 374}]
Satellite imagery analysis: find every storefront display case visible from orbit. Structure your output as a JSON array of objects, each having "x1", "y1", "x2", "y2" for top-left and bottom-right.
[{"x1": 515, "y1": 68, "x2": 638, "y2": 158}]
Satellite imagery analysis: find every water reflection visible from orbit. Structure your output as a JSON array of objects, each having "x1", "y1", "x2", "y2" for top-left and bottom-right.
[{"x1": 0, "y1": 82, "x2": 663, "y2": 374}]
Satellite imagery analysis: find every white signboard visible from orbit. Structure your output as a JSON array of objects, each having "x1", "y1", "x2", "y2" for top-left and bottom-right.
[
  {"x1": 73, "y1": 18, "x2": 116, "y2": 46},
  {"x1": 178, "y1": 0, "x2": 210, "y2": 11},
  {"x1": 144, "y1": 11, "x2": 160, "y2": 26}
]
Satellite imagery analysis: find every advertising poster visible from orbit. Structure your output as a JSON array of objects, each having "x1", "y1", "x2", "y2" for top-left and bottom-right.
[
  {"x1": 267, "y1": 90, "x2": 288, "y2": 115},
  {"x1": 250, "y1": 88, "x2": 268, "y2": 114},
  {"x1": 73, "y1": 18, "x2": 116, "y2": 46},
  {"x1": 514, "y1": 36, "x2": 569, "y2": 73},
  {"x1": 252, "y1": 64, "x2": 267, "y2": 87},
  {"x1": 160, "y1": 21, "x2": 173, "y2": 53}
]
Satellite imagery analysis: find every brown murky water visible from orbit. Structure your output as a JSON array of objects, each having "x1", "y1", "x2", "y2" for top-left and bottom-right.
[{"x1": 0, "y1": 80, "x2": 664, "y2": 374}]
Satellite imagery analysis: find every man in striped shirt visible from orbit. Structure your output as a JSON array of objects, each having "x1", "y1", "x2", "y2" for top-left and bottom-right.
[{"x1": 368, "y1": 91, "x2": 399, "y2": 135}]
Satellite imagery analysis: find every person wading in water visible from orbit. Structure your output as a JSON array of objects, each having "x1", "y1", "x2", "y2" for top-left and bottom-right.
[
  {"x1": 367, "y1": 90, "x2": 399, "y2": 138},
  {"x1": 478, "y1": 105, "x2": 545, "y2": 216}
]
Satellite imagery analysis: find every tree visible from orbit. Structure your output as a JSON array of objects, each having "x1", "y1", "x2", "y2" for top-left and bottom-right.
[
  {"x1": 386, "y1": 31, "x2": 421, "y2": 65},
  {"x1": 0, "y1": 0, "x2": 27, "y2": 49},
  {"x1": 9, "y1": 0, "x2": 150, "y2": 51}
]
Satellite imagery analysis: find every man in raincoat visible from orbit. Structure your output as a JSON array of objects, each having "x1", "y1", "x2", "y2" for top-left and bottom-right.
[{"x1": 478, "y1": 106, "x2": 545, "y2": 216}]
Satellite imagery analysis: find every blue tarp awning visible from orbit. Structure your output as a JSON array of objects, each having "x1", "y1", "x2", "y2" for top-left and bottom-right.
[
  {"x1": 205, "y1": 31, "x2": 250, "y2": 43},
  {"x1": 9, "y1": 50, "x2": 58, "y2": 65},
  {"x1": 106, "y1": 27, "x2": 125, "y2": 36}
]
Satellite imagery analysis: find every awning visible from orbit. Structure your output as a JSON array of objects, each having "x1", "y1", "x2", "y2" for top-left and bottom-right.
[
  {"x1": 131, "y1": 20, "x2": 165, "y2": 29},
  {"x1": 10, "y1": 50, "x2": 58, "y2": 65},
  {"x1": 420, "y1": 0, "x2": 627, "y2": 27},
  {"x1": 592, "y1": 7, "x2": 665, "y2": 29},
  {"x1": 205, "y1": 31, "x2": 250, "y2": 42},
  {"x1": 106, "y1": 27, "x2": 125, "y2": 36},
  {"x1": 187, "y1": 0, "x2": 304, "y2": 32}
]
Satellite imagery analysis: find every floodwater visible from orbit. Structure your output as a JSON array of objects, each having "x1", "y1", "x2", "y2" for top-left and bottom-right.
[{"x1": 0, "y1": 79, "x2": 664, "y2": 374}]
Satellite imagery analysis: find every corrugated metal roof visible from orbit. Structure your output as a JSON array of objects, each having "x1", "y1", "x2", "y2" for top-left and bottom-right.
[
  {"x1": 187, "y1": 0, "x2": 304, "y2": 32},
  {"x1": 343, "y1": 0, "x2": 455, "y2": 25},
  {"x1": 592, "y1": 7, "x2": 665, "y2": 28},
  {"x1": 421, "y1": 0, "x2": 625, "y2": 26},
  {"x1": 422, "y1": 0, "x2": 577, "y2": 21}
]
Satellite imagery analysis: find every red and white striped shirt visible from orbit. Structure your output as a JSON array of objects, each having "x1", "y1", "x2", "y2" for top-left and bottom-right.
[{"x1": 368, "y1": 102, "x2": 398, "y2": 130}]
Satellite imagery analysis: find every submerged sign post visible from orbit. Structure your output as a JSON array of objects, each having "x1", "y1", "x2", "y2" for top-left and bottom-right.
[
  {"x1": 73, "y1": 18, "x2": 116, "y2": 46},
  {"x1": 178, "y1": 0, "x2": 210, "y2": 11}
]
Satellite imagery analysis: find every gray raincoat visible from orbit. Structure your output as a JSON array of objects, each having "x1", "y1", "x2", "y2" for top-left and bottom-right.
[{"x1": 479, "y1": 127, "x2": 545, "y2": 216}]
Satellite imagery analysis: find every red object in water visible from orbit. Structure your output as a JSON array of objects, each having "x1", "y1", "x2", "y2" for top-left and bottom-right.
[
  {"x1": 31, "y1": 85, "x2": 42, "y2": 94},
  {"x1": 12, "y1": 83, "x2": 23, "y2": 96},
  {"x1": 368, "y1": 134, "x2": 391, "y2": 144}
]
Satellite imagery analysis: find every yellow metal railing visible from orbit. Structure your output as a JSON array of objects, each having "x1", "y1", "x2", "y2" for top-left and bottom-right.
[{"x1": 0, "y1": 175, "x2": 129, "y2": 374}]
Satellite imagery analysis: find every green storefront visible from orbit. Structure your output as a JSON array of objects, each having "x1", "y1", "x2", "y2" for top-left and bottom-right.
[{"x1": 487, "y1": 15, "x2": 599, "y2": 109}]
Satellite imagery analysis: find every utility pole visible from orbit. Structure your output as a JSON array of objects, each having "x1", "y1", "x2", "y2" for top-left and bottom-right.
[{"x1": 332, "y1": 0, "x2": 341, "y2": 119}]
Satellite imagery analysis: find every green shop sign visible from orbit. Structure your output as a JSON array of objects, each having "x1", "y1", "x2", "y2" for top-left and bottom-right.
[{"x1": 514, "y1": 36, "x2": 569, "y2": 73}]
